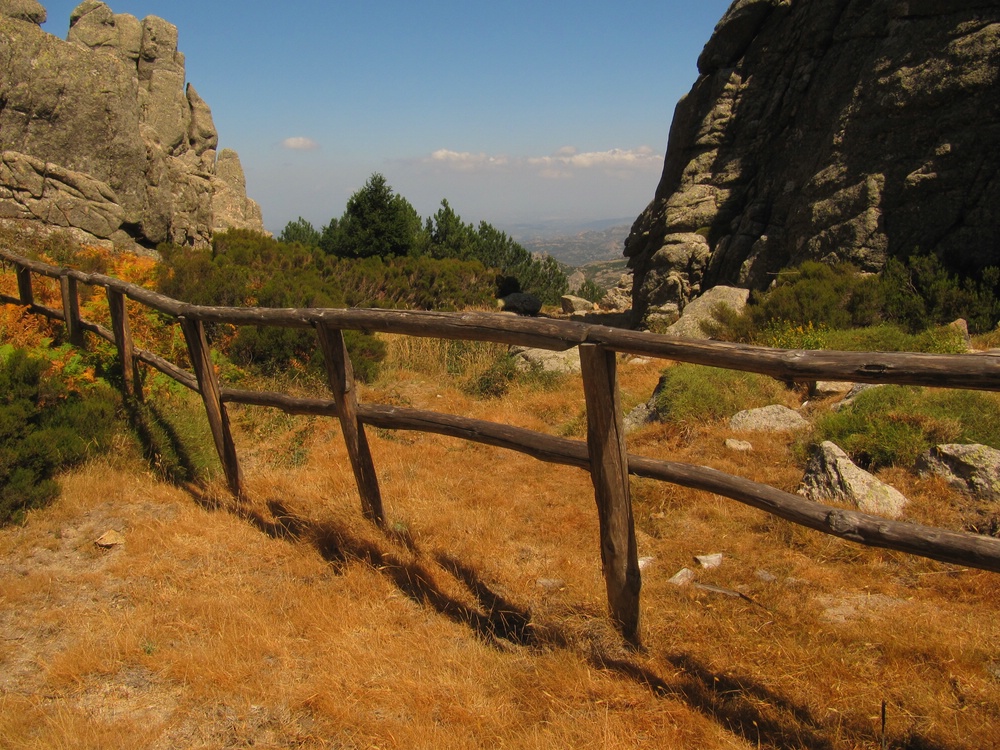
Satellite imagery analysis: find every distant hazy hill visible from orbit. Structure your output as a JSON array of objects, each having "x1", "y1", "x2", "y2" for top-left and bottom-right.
[{"x1": 510, "y1": 219, "x2": 631, "y2": 268}]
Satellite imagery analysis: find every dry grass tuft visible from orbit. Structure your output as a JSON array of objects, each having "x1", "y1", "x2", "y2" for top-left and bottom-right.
[{"x1": 2, "y1": 346, "x2": 998, "y2": 748}]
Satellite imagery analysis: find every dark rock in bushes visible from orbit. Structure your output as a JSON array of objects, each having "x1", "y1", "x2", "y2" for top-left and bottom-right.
[{"x1": 501, "y1": 292, "x2": 542, "y2": 316}]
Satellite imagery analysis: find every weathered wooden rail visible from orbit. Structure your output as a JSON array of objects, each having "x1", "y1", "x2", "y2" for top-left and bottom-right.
[{"x1": 3, "y1": 247, "x2": 1000, "y2": 646}]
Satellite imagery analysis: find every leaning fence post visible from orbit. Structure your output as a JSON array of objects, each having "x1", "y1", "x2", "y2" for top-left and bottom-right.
[
  {"x1": 16, "y1": 265, "x2": 33, "y2": 306},
  {"x1": 60, "y1": 272, "x2": 84, "y2": 348},
  {"x1": 179, "y1": 316, "x2": 243, "y2": 499},
  {"x1": 580, "y1": 343, "x2": 642, "y2": 646},
  {"x1": 315, "y1": 322, "x2": 386, "y2": 526},
  {"x1": 106, "y1": 288, "x2": 142, "y2": 400}
]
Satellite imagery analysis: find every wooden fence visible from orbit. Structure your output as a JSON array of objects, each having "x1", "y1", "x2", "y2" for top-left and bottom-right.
[{"x1": 3, "y1": 247, "x2": 1000, "y2": 646}]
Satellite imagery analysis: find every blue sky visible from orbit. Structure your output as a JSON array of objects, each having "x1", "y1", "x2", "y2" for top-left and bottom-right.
[{"x1": 40, "y1": 1, "x2": 733, "y2": 235}]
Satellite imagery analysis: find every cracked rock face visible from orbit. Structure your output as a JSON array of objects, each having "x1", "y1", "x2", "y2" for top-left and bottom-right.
[
  {"x1": 626, "y1": 0, "x2": 1000, "y2": 323},
  {"x1": 0, "y1": 1, "x2": 264, "y2": 249}
]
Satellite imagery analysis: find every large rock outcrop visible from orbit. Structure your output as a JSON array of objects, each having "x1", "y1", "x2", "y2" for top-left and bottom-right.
[
  {"x1": 625, "y1": 0, "x2": 1000, "y2": 323},
  {"x1": 0, "y1": 1, "x2": 264, "y2": 250}
]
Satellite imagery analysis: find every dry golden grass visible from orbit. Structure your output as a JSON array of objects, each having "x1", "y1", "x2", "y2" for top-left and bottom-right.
[{"x1": 2, "y1": 349, "x2": 999, "y2": 749}]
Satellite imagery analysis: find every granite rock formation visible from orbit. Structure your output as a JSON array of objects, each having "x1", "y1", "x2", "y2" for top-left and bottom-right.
[
  {"x1": 625, "y1": 0, "x2": 1000, "y2": 323},
  {"x1": 0, "y1": 1, "x2": 264, "y2": 250}
]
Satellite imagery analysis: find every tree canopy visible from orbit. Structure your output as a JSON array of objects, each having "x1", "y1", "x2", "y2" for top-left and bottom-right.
[
  {"x1": 322, "y1": 173, "x2": 424, "y2": 259},
  {"x1": 279, "y1": 175, "x2": 568, "y2": 305}
]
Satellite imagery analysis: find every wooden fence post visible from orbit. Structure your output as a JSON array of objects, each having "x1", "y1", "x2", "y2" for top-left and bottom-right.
[
  {"x1": 60, "y1": 272, "x2": 84, "y2": 348},
  {"x1": 580, "y1": 343, "x2": 642, "y2": 647},
  {"x1": 179, "y1": 316, "x2": 243, "y2": 499},
  {"x1": 16, "y1": 266, "x2": 32, "y2": 306},
  {"x1": 315, "y1": 323, "x2": 386, "y2": 526},
  {"x1": 107, "y1": 288, "x2": 142, "y2": 400}
]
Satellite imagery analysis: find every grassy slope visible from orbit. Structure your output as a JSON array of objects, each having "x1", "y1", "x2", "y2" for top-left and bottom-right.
[{"x1": 2, "y1": 347, "x2": 999, "y2": 749}]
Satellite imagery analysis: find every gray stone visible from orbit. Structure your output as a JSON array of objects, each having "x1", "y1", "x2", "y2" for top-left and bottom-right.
[
  {"x1": 810, "y1": 381, "x2": 855, "y2": 398},
  {"x1": 0, "y1": 0, "x2": 45, "y2": 24},
  {"x1": 560, "y1": 294, "x2": 595, "y2": 314},
  {"x1": 211, "y1": 149, "x2": 264, "y2": 234},
  {"x1": 668, "y1": 567, "x2": 695, "y2": 586},
  {"x1": 662, "y1": 285, "x2": 749, "y2": 338},
  {"x1": 0, "y1": 4, "x2": 265, "y2": 250},
  {"x1": 724, "y1": 438, "x2": 753, "y2": 452},
  {"x1": 916, "y1": 444, "x2": 1000, "y2": 501},
  {"x1": 695, "y1": 553, "x2": 723, "y2": 569},
  {"x1": 68, "y1": 1, "x2": 141, "y2": 61},
  {"x1": 729, "y1": 404, "x2": 807, "y2": 432},
  {"x1": 625, "y1": 1, "x2": 1000, "y2": 321},
  {"x1": 0, "y1": 151, "x2": 126, "y2": 239},
  {"x1": 946, "y1": 318, "x2": 973, "y2": 351},
  {"x1": 799, "y1": 441, "x2": 909, "y2": 519},
  {"x1": 623, "y1": 402, "x2": 656, "y2": 434},
  {"x1": 511, "y1": 346, "x2": 580, "y2": 374},
  {"x1": 601, "y1": 274, "x2": 633, "y2": 312}
]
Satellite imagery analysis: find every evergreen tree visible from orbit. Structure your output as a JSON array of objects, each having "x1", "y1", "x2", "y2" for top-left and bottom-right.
[
  {"x1": 427, "y1": 199, "x2": 477, "y2": 260},
  {"x1": 326, "y1": 173, "x2": 424, "y2": 259},
  {"x1": 278, "y1": 217, "x2": 321, "y2": 247}
]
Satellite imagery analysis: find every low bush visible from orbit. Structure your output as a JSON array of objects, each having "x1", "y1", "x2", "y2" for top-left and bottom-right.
[
  {"x1": 653, "y1": 364, "x2": 791, "y2": 423},
  {"x1": 812, "y1": 386, "x2": 1000, "y2": 470},
  {"x1": 704, "y1": 256, "x2": 1000, "y2": 344},
  {"x1": 749, "y1": 320, "x2": 969, "y2": 354},
  {"x1": 0, "y1": 345, "x2": 118, "y2": 525},
  {"x1": 464, "y1": 352, "x2": 522, "y2": 399}
]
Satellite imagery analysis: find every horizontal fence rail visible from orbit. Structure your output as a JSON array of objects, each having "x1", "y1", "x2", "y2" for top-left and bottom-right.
[{"x1": 3, "y1": 247, "x2": 1000, "y2": 646}]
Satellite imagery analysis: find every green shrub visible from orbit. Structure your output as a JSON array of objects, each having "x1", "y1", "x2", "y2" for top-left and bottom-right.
[
  {"x1": 704, "y1": 256, "x2": 1000, "y2": 345},
  {"x1": 0, "y1": 347, "x2": 117, "y2": 525},
  {"x1": 813, "y1": 386, "x2": 1000, "y2": 470},
  {"x1": 464, "y1": 353, "x2": 521, "y2": 399},
  {"x1": 577, "y1": 279, "x2": 606, "y2": 304},
  {"x1": 653, "y1": 364, "x2": 790, "y2": 423},
  {"x1": 458, "y1": 348, "x2": 562, "y2": 400}
]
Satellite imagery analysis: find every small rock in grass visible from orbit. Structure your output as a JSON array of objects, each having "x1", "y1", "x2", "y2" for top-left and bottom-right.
[
  {"x1": 668, "y1": 567, "x2": 695, "y2": 586},
  {"x1": 95, "y1": 530, "x2": 125, "y2": 548},
  {"x1": 695, "y1": 553, "x2": 723, "y2": 569}
]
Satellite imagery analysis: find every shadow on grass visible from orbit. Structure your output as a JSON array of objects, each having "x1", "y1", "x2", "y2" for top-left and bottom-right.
[
  {"x1": 193, "y1": 491, "x2": 956, "y2": 750},
  {"x1": 237, "y1": 498, "x2": 537, "y2": 649},
  {"x1": 122, "y1": 397, "x2": 202, "y2": 487}
]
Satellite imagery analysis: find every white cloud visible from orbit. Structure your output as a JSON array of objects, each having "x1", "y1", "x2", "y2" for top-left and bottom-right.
[
  {"x1": 424, "y1": 146, "x2": 660, "y2": 176},
  {"x1": 281, "y1": 136, "x2": 320, "y2": 151},
  {"x1": 527, "y1": 146, "x2": 660, "y2": 171},
  {"x1": 430, "y1": 149, "x2": 510, "y2": 169}
]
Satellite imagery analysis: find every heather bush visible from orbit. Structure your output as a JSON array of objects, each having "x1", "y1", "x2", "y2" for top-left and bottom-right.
[{"x1": 0, "y1": 346, "x2": 117, "y2": 525}]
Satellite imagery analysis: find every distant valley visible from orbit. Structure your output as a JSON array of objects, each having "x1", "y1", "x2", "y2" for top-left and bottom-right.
[
  {"x1": 511, "y1": 219, "x2": 631, "y2": 268},
  {"x1": 508, "y1": 219, "x2": 631, "y2": 292}
]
